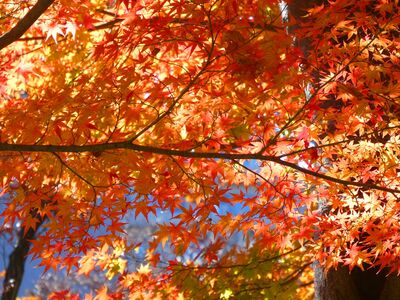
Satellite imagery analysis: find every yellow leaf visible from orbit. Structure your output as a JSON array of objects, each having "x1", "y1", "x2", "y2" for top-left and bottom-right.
[
  {"x1": 229, "y1": 124, "x2": 250, "y2": 140},
  {"x1": 94, "y1": 287, "x2": 112, "y2": 300},
  {"x1": 78, "y1": 253, "x2": 96, "y2": 276},
  {"x1": 137, "y1": 263, "x2": 151, "y2": 275},
  {"x1": 105, "y1": 258, "x2": 127, "y2": 280},
  {"x1": 220, "y1": 289, "x2": 233, "y2": 299}
]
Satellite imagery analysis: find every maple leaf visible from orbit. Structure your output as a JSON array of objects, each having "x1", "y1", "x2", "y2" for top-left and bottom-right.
[
  {"x1": 94, "y1": 287, "x2": 112, "y2": 300},
  {"x1": 23, "y1": 216, "x2": 39, "y2": 235},
  {"x1": 108, "y1": 220, "x2": 127, "y2": 234},
  {"x1": 81, "y1": 14, "x2": 97, "y2": 30},
  {"x1": 1, "y1": 0, "x2": 400, "y2": 299},
  {"x1": 49, "y1": 290, "x2": 79, "y2": 300},
  {"x1": 64, "y1": 22, "x2": 77, "y2": 39},
  {"x1": 137, "y1": 263, "x2": 151, "y2": 276},
  {"x1": 105, "y1": 257, "x2": 127, "y2": 280},
  {"x1": 78, "y1": 252, "x2": 96, "y2": 276},
  {"x1": 44, "y1": 24, "x2": 65, "y2": 43}
]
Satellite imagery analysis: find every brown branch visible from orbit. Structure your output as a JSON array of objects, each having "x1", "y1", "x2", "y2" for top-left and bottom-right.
[
  {"x1": 182, "y1": 246, "x2": 303, "y2": 271},
  {"x1": 91, "y1": 19, "x2": 123, "y2": 31},
  {"x1": 278, "y1": 125, "x2": 400, "y2": 159},
  {"x1": 0, "y1": 0, "x2": 55, "y2": 51},
  {"x1": 95, "y1": 9, "x2": 118, "y2": 17},
  {"x1": 13, "y1": 16, "x2": 212, "y2": 42},
  {"x1": 0, "y1": 141, "x2": 398, "y2": 194},
  {"x1": 52, "y1": 152, "x2": 97, "y2": 189},
  {"x1": 15, "y1": 18, "x2": 124, "y2": 42}
]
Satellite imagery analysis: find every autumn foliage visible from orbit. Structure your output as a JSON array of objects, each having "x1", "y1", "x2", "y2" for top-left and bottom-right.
[{"x1": 0, "y1": 0, "x2": 400, "y2": 298}]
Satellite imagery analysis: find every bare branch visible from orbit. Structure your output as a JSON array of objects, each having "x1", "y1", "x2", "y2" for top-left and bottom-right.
[
  {"x1": 0, "y1": 0, "x2": 55, "y2": 51},
  {"x1": 0, "y1": 141, "x2": 398, "y2": 194}
]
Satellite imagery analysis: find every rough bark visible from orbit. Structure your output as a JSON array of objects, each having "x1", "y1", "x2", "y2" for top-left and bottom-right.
[
  {"x1": 379, "y1": 274, "x2": 400, "y2": 300},
  {"x1": 314, "y1": 263, "x2": 359, "y2": 300},
  {"x1": 314, "y1": 263, "x2": 400, "y2": 300}
]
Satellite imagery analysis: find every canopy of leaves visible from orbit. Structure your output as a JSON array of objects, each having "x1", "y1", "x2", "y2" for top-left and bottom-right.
[{"x1": 0, "y1": 0, "x2": 399, "y2": 298}]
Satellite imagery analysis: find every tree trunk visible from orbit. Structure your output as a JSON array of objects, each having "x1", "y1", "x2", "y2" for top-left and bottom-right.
[
  {"x1": 287, "y1": 0, "x2": 400, "y2": 298},
  {"x1": 1, "y1": 211, "x2": 45, "y2": 300},
  {"x1": 314, "y1": 263, "x2": 400, "y2": 300}
]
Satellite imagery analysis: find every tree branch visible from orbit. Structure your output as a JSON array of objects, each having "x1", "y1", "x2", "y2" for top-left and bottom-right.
[
  {"x1": 0, "y1": 141, "x2": 398, "y2": 194},
  {"x1": 0, "y1": 0, "x2": 55, "y2": 51},
  {"x1": 278, "y1": 125, "x2": 400, "y2": 159}
]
